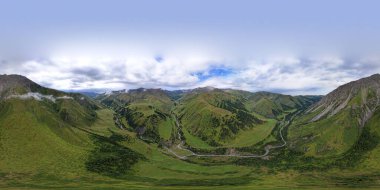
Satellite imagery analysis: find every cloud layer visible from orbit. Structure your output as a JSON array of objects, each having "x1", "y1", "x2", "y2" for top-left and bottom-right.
[
  {"x1": 0, "y1": 1, "x2": 380, "y2": 95},
  {"x1": 2, "y1": 54, "x2": 379, "y2": 95}
]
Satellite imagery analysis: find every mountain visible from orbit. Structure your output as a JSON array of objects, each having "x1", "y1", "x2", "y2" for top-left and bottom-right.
[
  {"x1": 2, "y1": 74, "x2": 380, "y2": 189},
  {"x1": 97, "y1": 88, "x2": 174, "y2": 112},
  {"x1": 0, "y1": 74, "x2": 59, "y2": 98},
  {"x1": 96, "y1": 88, "x2": 176, "y2": 142},
  {"x1": 288, "y1": 74, "x2": 380, "y2": 157},
  {"x1": 0, "y1": 74, "x2": 142, "y2": 177},
  {"x1": 0, "y1": 74, "x2": 100, "y2": 125},
  {"x1": 241, "y1": 91, "x2": 322, "y2": 118},
  {"x1": 64, "y1": 90, "x2": 100, "y2": 98},
  {"x1": 175, "y1": 88, "x2": 263, "y2": 145},
  {"x1": 97, "y1": 86, "x2": 321, "y2": 147},
  {"x1": 175, "y1": 88, "x2": 321, "y2": 146}
]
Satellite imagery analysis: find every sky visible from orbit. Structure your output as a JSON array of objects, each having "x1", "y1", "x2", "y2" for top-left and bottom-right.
[{"x1": 1, "y1": 0, "x2": 380, "y2": 95}]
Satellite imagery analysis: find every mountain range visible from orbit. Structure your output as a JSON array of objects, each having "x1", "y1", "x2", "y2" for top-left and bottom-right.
[{"x1": 1, "y1": 73, "x2": 380, "y2": 189}]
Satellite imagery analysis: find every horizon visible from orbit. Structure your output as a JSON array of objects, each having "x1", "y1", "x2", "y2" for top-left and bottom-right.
[
  {"x1": 3, "y1": 73, "x2": 379, "y2": 96},
  {"x1": 1, "y1": 1, "x2": 380, "y2": 95},
  {"x1": 65, "y1": 73, "x2": 378, "y2": 96}
]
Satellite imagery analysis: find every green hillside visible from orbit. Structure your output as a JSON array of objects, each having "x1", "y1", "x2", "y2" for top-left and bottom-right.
[
  {"x1": 97, "y1": 86, "x2": 321, "y2": 149},
  {"x1": 2, "y1": 74, "x2": 380, "y2": 189},
  {"x1": 288, "y1": 74, "x2": 380, "y2": 157},
  {"x1": 97, "y1": 88, "x2": 177, "y2": 143},
  {"x1": 0, "y1": 99, "x2": 93, "y2": 175},
  {"x1": 175, "y1": 88, "x2": 263, "y2": 145},
  {"x1": 0, "y1": 75, "x2": 143, "y2": 179},
  {"x1": 174, "y1": 88, "x2": 320, "y2": 147},
  {"x1": 244, "y1": 91, "x2": 322, "y2": 118}
]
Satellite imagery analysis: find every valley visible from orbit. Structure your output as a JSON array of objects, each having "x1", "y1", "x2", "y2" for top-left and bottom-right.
[
  {"x1": 1, "y1": 74, "x2": 380, "y2": 189},
  {"x1": 163, "y1": 111, "x2": 291, "y2": 159},
  {"x1": 2, "y1": 0, "x2": 380, "y2": 189}
]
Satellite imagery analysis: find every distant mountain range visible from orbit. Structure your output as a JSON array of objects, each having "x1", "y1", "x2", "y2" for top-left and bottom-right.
[{"x1": 96, "y1": 84, "x2": 321, "y2": 145}]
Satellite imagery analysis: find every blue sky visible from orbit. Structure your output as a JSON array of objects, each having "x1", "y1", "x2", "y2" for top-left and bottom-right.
[{"x1": 1, "y1": 0, "x2": 380, "y2": 95}]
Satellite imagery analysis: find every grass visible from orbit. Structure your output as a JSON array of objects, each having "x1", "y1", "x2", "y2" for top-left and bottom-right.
[
  {"x1": 225, "y1": 119, "x2": 276, "y2": 147},
  {"x1": 74, "y1": 107, "x2": 254, "y2": 183},
  {"x1": 356, "y1": 108, "x2": 380, "y2": 171},
  {"x1": 0, "y1": 99, "x2": 93, "y2": 175},
  {"x1": 85, "y1": 135, "x2": 144, "y2": 178},
  {"x1": 158, "y1": 118, "x2": 174, "y2": 140},
  {"x1": 247, "y1": 97, "x2": 279, "y2": 118},
  {"x1": 86, "y1": 109, "x2": 119, "y2": 135},
  {"x1": 182, "y1": 127, "x2": 214, "y2": 149},
  {"x1": 288, "y1": 108, "x2": 360, "y2": 157},
  {"x1": 2, "y1": 98, "x2": 380, "y2": 189},
  {"x1": 180, "y1": 116, "x2": 276, "y2": 149},
  {"x1": 177, "y1": 96, "x2": 231, "y2": 144}
]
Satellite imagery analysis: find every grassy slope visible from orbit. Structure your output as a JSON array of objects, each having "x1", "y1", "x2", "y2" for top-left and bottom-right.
[
  {"x1": 245, "y1": 97, "x2": 280, "y2": 118},
  {"x1": 227, "y1": 119, "x2": 276, "y2": 147},
  {"x1": 243, "y1": 92, "x2": 321, "y2": 119},
  {"x1": 176, "y1": 90, "x2": 263, "y2": 145},
  {"x1": 0, "y1": 99, "x2": 93, "y2": 175},
  {"x1": 182, "y1": 127, "x2": 214, "y2": 149},
  {"x1": 158, "y1": 117, "x2": 175, "y2": 140},
  {"x1": 100, "y1": 89, "x2": 319, "y2": 150},
  {"x1": 3, "y1": 76, "x2": 380, "y2": 189},
  {"x1": 87, "y1": 110, "x2": 253, "y2": 182},
  {"x1": 288, "y1": 108, "x2": 360, "y2": 157},
  {"x1": 1, "y1": 104, "x2": 380, "y2": 189},
  {"x1": 357, "y1": 108, "x2": 380, "y2": 172},
  {"x1": 100, "y1": 90, "x2": 177, "y2": 142},
  {"x1": 84, "y1": 109, "x2": 119, "y2": 135},
  {"x1": 287, "y1": 88, "x2": 376, "y2": 157},
  {"x1": 181, "y1": 110, "x2": 276, "y2": 149},
  {"x1": 177, "y1": 90, "x2": 296, "y2": 149},
  {"x1": 0, "y1": 99, "x2": 273, "y2": 188}
]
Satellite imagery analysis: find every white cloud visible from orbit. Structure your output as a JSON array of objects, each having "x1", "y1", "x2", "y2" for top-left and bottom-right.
[
  {"x1": 197, "y1": 56, "x2": 380, "y2": 95},
  {"x1": 2, "y1": 54, "x2": 380, "y2": 95},
  {"x1": 7, "y1": 92, "x2": 73, "y2": 102},
  {"x1": 3, "y1": 54, "x2": 222, "y2": 90}
]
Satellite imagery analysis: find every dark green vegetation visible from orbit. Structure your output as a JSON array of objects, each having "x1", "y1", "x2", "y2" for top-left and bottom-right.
[
  {"x1": 1, "y1": 74, "x2": 380, "y2": 189},
  {"x1": 176, "y1": 89, "x2": 320, "y2": 146},
  {"x1": 96, "y1": 88, "x2": 176, "y2": 143},
  {"x1": 98, "y1": 87, "x2": 320, "y2": 148},
  {"x1": 85, "y1": 135, "x2": 144, "y2": 177},
  {"x1": 175, "y1": 88, "x2": 263, "y2": 145}
]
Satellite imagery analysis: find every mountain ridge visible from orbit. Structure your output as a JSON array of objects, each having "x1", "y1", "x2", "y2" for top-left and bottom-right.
[
  {"x1": 288, "y1": 73, "x2": 380, "y2": 157},
  {"x1": 309, "y1": 73, "x2": 380, "y2": 125},
  {"x1": 96, "y1": 83, "x2": 321, "y2": 147},
  {"x1": 1, "y1": 73, "x2": 380, "y2": 188}
]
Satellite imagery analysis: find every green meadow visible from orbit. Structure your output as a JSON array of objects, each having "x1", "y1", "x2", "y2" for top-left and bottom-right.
[{"x1": 2, "y1": 106, "x2": 380, "y2": 189}]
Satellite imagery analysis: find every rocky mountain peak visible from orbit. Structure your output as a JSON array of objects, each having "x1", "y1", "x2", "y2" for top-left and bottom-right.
[
  {"x1": 0, "y1": 74, "x2": 41, "y2": 97},
  {"x1": 309, "y1": 73, "x2": 380, "y2": 125}
]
